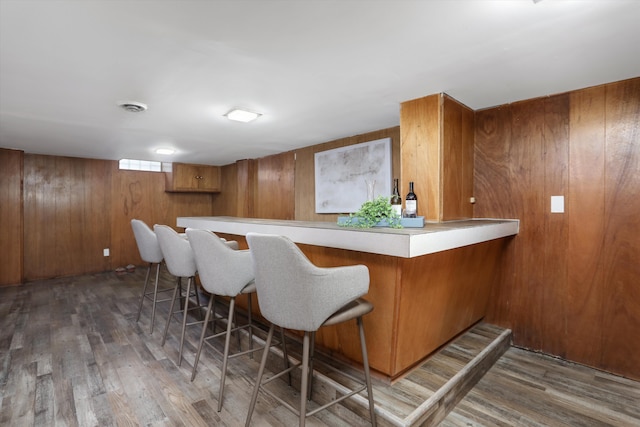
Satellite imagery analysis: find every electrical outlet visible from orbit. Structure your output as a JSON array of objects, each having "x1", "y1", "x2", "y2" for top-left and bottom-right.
[{"x1": 103, "y1": 248, "x2": 110, "y2": 257}]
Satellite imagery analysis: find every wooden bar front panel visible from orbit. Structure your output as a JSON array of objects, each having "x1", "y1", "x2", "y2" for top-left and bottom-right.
[
  {"x1": 394, "y1": 239, "x2": 507, "y2": 374},
  {"x1": 227, "y1": 234, "x2": 509, "y2": 379}
]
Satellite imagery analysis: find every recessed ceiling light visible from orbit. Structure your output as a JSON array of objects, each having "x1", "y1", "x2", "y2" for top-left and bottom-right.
[
  {"x1": 225, "y1": 108, "x2": 261, "y2": 123},
  {"x1": 155, "y1": 148, "x2": 175, "y2": 155}
]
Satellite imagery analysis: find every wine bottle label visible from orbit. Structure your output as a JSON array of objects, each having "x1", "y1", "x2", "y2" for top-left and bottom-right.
[
  {"x1": 392, "y1": 204, "x2": 402, "y2": 216},
  {"x1": 405, "y1": 200, "x2": 417, "y2": 215}
]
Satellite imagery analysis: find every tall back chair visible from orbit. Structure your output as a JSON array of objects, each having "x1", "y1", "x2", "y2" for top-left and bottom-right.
[
  {"x1": 245, "y1": 232, "x2": 376, "y2": 427},
  {"x1": 186, "y1": 228, "x2": 290, "y2": 412},
  {"x1": 154, "y1": 224, "x2": 202, "y2": 366},
  {"x1": 131, "y1": 219, "x2": 167, "y2": 334}
]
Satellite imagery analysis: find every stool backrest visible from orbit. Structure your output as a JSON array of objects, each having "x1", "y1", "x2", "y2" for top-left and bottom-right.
[
  {"x1": 246, "y1": 232, "x2": 369, "y2": 331},
  {"x1": 131, "y1": 219, "x2": 163, "y2": 263},
  {"x1": 154, "y1": 225, "x2": 196, "y2": 277},
  {"x1": 186, "y1": 228, "x2": 254, "y2": 296}
]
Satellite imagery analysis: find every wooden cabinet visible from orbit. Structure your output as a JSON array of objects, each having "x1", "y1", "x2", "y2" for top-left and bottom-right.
[{"x1": 163, "y1": 162, "x2": 221, "y2": 192}]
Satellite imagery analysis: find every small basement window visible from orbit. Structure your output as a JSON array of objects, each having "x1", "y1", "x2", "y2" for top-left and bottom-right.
[{"x1": 119, "y1": 159, "x2": 162, "y2": 172}]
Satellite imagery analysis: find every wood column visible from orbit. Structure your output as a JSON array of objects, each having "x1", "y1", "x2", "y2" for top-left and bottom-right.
[{"x1": 400, "y1": 93, "x2": 474, "y2": 221}]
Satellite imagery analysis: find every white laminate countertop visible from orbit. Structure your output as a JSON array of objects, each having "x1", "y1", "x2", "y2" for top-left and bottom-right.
[{"x1": 177, "y1": 216, "x2": 519, "y2": 258}]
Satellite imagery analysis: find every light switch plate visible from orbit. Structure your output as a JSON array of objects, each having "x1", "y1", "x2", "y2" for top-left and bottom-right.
[{"x1": 551, "y1": 196, "x2": 564, "y2": 213}]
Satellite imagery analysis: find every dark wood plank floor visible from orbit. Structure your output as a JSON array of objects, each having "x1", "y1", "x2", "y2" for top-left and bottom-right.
[{"x1": 1, "y1": 269, "x2": 638, "y2": 426}]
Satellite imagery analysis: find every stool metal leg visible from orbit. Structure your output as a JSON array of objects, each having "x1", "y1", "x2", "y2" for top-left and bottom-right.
[
  {"x1": 178, "y1": 276, "x2": 194, "y2": 366},
  {"x1": 280, "y1": 327, "x2": 291, "y2": 386},
  {"x1": 307, "y1": 331, "x2": 315, "y2": 401},
  {"x1": 358, "y1": 316, "x2": 376, "y2": 426},
  {"x1": 245, "y1": 324, "x2": 275, "y2": 427},
  {"x1": 299, "y1": 332, "x2": 311, "y2": 427},
  {"x1": 161, "y1": 277, "x2": 181, "y2": 346},
  {"x1": 191, "y1": 295, "x2": 215, "y2": 381},
  {"x1": 136, "y1": 262, "x2": 153, "y2": 324},
  {"x1": 247, "y1": 294, "x2": 254, "y2": 358},
  {"x1": 148, "y1": 262, "x2": 161, "y2": 334},
  {"x1": 218, "y1": 296, "x2": 237, "y2": 412}
]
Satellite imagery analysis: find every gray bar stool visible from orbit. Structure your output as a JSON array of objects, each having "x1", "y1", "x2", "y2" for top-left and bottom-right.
[
  {"x1": 154, "y1": 224, "x2": 203, "y2": 366},
  {"x1": 245, "y1": 232, "x2": 376, "y2": 427},
  {"x1": 186, "y1": 228, "x2": 290, "y2": 412},
  {"x1": 131, "y1": 219, "x2": 169, "y2": 334}
]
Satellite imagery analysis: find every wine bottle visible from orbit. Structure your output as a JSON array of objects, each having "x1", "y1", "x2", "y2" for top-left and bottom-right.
[
  {"x1": 390, "y1": 178, "x2": 402, "y2": 217},
  {"x1": 405, "y1": 181, "x2": 417, "y2": 218}
]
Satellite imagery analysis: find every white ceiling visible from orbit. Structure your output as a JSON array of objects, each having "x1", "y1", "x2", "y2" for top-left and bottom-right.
[{"x1": 1, "y1": 0, "x2": 639, "y2": 166}]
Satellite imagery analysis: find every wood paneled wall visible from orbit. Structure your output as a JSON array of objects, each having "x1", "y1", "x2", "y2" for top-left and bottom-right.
[
  {"x1": 0, "y1": 149, "x2": 23, "y2": 285},
  {"x1": 294, "y1": 127, "x2": 401, "y2": 221},
  {"x1": 215, "y1": 159, "x2": 258, "y2": 218},
  {"x1": 256, "y1": 152, "x2": 295, "y2": 220},
  {"x1": 110, "y1": 163, "x2": 214, "y2": 269},
  {"x1": 214, "y1": 127, "x2": 401, "y2": 221},
  {"x1": 214, "y1": 162, "x2": 239, "y2": 216},
  {"x1": 4, "y1": 154, "x2": 215, "y2": 282},
  {"x1": 23, "y1": 154, "x2": 112, "y2": 280},
  {"x1": 475, "y1": 77, "x2": 640, "y2": 380}
]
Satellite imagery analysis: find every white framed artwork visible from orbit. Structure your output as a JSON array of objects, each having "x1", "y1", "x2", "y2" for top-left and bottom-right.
[{"x1": 314, "y1": 137, "x2": 392, "y2": 213}]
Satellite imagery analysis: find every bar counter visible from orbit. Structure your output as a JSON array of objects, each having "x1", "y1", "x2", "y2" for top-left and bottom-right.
[
  {"x1": 177, "y1": 216, "x2": 519, "y2": 258},
  {"x1": 177, "y1": 216, "x2": 519, "y2": 380}
]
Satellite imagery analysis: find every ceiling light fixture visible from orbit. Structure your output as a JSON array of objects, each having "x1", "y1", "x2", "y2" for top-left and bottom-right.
[
  {"x1": 118, "y1": 101, "x2": 148, "y2": 113},
  {"x1": 155, "y1": 148, "x2": 175, "y2": 155},
  {"x1": 225, "y1": 108, "x2": 261, "y2": 123}
]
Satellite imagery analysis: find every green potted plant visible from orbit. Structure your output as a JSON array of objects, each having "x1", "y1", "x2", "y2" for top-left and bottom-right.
[{"x1": 338, "y1": 196, "x2": 403, "y2": 229}]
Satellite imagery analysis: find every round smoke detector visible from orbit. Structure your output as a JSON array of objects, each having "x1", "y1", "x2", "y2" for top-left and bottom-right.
[{"x1": 118, "y1": 101, "x2": 147, "y2": 113}]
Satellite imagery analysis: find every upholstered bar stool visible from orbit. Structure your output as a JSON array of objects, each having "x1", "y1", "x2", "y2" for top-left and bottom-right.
[
  {"x1": 186, "y1": 228, "x2": 290, "y2": 412},
  {"x1": 131, "y1": 219, "x2": 170, "y2": 334},
  {"x1": 245, "y1": 232, "x2": 376, "y2": 427},
  {"x1": 154, "y1": 224, "x2": 203, "y2": 366}
]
